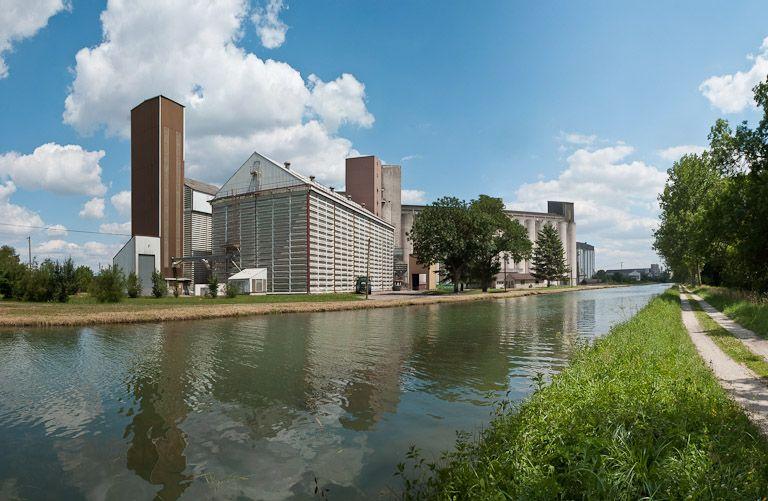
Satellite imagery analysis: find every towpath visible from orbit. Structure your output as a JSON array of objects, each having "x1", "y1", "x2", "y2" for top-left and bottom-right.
[{"x1": 679, "y1": 291, "x2": 768, "y2": 436}]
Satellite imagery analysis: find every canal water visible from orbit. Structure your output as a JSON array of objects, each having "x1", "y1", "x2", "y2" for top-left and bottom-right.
[{"x1": 0, "y1": 284, "x2": 668, "y2": 500}]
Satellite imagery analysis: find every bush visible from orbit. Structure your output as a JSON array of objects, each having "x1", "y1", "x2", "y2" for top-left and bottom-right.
[
  {"x1": 208, "y1": 274, "x2": 219, "y2": 298},
  {"x1": 126, "y1": 272, "x2": 141, "y2": 298},
  {"x1": 151, "y1": 270, "x2": 167, "y2": 298},
  {"x1": 74, "y1": 265, "x2": 93, "y2": 293},
  {"x1": 90, "y1": 265, "x2": 125, "y2": 303},
  {"x1": 225, "y1": 281, "x2": 239, "y2": 298}
]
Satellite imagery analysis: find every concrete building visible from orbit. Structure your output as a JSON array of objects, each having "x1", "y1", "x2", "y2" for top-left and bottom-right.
[
  {"x1": 576, "y1": 241, "x2": 595, "y2": 283},
  {"x1": 210, "y1": 152, "x2": 394, "y2": 293},
  {"x1": 400, "y1": 203, "x2": 578, "y2": 289}
]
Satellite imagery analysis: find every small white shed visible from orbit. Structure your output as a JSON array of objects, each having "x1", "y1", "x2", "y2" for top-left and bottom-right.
[{"x1": 228, "y1": 268, "x2": 268, "y2": 294}]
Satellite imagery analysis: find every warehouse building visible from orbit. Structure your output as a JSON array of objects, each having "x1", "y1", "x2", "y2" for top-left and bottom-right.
[{"x1": 210, "y1": 153, "x2": 394, "y2": 293}]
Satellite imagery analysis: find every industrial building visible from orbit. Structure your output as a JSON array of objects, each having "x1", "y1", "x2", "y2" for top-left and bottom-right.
[
  {"x1": 114, "y1": 96, "x2": 219, "y2": 295},
  {"x1": 114, "y1": 95, "x2": 577, "y2": 295},
  {"x1": 210, "y1": 153, "x2": 394, "y2": 293},
  {"x1": 576, "y1": 241, "x2": 595, "y2": 283}
]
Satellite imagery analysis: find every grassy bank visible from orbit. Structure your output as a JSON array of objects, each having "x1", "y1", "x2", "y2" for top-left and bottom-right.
[
  {"x1": 0, "y1": 284, "x2": 621, "y2": 327},
  {"x1": 400, "y1": 289, "x2": 768, "y2": 498},
  {"x1": 689, "y1": 300, "x2": 768, "y2": 378},
  {"x1": 695, "y1": 285, "x2": 768, "y2": 339}
]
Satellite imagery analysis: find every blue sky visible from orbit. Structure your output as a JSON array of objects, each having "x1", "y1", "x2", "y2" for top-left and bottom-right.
[{"x1": 1, "y1": 0, "x2": 768, "y2": 269}]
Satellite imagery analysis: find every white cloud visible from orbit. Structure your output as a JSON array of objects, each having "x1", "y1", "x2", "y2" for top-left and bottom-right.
[
  {"x1": 34, "y1": 239, "x2": 121, "y2": 269},
  {"x1": 63, "y1": 0, "x2": 374, "y2": 187},
  {"x1": 98, "y1": 221, "x2": 130, "y2": 234},
  {"x1": 251, "y1": 0, "x2": 287, "y2": 49},
  {"x1": 561, "y1": 132, "x2": 597, "y2": 145},
  {"x1": 308, "y1": 73, "x2": 374, "y2": 133},
  {"x1": 0, "y1": 143, "x2": 106, "y2": 196},
  {"x1": 0, "y1": 0, "x2": 69, "y2": 79},
  {"x1": 700, "y1": 37, "x2": 768, "y2": 113},
  {"x1": 657, "y1": 144, "x2": 707, "y2": 162},
  {"x1": 46, "y1": 224, "x2": 68, "y2": 236},
  {"x1": 511, "y1": 144, "x2": 666, "y2": 269},
  {"x1": 79, "y1": 197, "x2": 105, "y2": 219},
  {"x1": 110, "y1": 190, "x2": 130, "y2": 217},
  {"x1": 400, "y1": 154, "x2": 421, "y2": 162},
  {"x1": 0, "y1": 180, "x2": 44, "y2": 237},
  {"x1": 401, "y1": 189, "x2": 426, "y2": 205}
]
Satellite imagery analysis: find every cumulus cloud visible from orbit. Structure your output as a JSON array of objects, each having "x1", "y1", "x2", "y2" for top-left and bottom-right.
[
  {"x1": 511, "y1": 144, "x2": 666, "y2": 269},
  {"x1": 98, "y1": 221, "x2": 130, "y2": 234},
  {"x1": 401, "y1": 189, "x2": 426, "y2": 204},
  {"x1": 700, "y1": 37, "x2": 768, "y2": 113},
  {"x1": 657, "y1": 144, "x2": 707, "y2": 162},
  {"x1": 0, "y1": 143, "x2": 106, "y2": 196},
  {"x1": 0, "y1": 0, "x2": 69, "y2": 79},
  {"x1": 34, "y1": 239, "x2": 121, "y2": 269},
  {"x1": 79, "y1": 197, "x2": 105, "y2": 219},
  {"x1": 63, "y1": 0, "x2": 374, "y2": 187},
  {"x1": 251, "y1": 0, "x2": 288, "y2": 49},
  {"x1": 110, "y1": 190, "x2": 130, "y2": 217},
  {"x1": 0, "y1": 180, "x2": 44, "y2": 237}
]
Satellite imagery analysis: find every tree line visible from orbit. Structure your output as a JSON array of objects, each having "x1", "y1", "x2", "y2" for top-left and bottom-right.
[
  {"x1": 407, "y1": 195, "x2": 571, "y2": 291},
  {"x1": 654, "y1": 77, "x2": 768, "y2": 292}
]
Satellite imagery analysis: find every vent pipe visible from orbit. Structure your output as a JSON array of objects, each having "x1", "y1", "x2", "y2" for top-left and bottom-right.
[
  {"x1": 284, "y1": 161, "x2": 291, "y2": 170},
  {"x1": 310, "y1": 175, "x2": 316, "y2": 182}
]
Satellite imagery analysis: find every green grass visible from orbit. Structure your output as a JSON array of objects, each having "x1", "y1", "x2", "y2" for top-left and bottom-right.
[
  {"x1": 399, "y1": 289, "x2": 768, "y2": 499},
  {"x1": 689, "y1": 300, "x2": 768, "y2": 378},
  {"x1": 0, "y1": 292, "x2": 361, "y2": 316},
  {"x1": 694, "y1": 286, "x2": 768, "y2": 340}
]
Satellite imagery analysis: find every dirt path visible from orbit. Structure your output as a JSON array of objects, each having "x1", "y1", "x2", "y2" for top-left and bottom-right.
[
  {"x1": 680, "y1": 293, "x2": 768, "y2": 436},
  {"x1": 687, "y1": 292, "x2": 768, "y2": 361}
]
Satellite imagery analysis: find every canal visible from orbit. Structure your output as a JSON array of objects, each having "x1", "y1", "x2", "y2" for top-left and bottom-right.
[{"x1": 0, "y1": 284, "x2": 668, "y2": 499}]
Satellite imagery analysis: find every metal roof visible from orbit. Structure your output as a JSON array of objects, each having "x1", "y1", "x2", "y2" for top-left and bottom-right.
[{"x1": 184, "y1": 178, "x2": 219, "y2": 195}]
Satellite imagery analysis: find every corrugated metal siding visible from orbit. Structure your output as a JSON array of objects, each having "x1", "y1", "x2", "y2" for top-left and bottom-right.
[
  {"x1": 308, "y1": 191, "x2": 393, "y2": 293},
  {"x1": 212, "y1": 189, "x2": 308, "y2": 293}
]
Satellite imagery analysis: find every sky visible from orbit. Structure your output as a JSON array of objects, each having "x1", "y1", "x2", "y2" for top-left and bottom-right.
[{"x1": 1, "y1": 0, "x2": 768, "y2": 270}]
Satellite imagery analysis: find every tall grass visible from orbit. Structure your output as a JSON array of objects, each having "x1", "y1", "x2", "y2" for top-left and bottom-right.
[
  {"x1": 400, "y1": 289, "x2": 768, "y2": 499},
  {"x1": 695, "y1": 286, "x2": 768, "y2": 340}
]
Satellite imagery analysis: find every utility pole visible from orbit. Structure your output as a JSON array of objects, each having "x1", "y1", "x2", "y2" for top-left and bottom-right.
[
  {"x1": 503, "y1": 253, "x2": 508, "y2": 292},
  {"x1": 366, "y1": 237, "x2": 371, "y2": 300},
  {"x1": 27, "y1": 236, "x2": 32, "y2": 267}
]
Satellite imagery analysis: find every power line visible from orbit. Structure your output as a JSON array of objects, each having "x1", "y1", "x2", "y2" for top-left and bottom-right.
[{"x1": 0, "y1": 222, "x2": 130, "y2": 237}]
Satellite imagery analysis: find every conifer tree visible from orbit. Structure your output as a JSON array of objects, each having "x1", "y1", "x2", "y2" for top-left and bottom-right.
[{"x1": 530, "y1": 223, "x2": 570, "y2": 286}]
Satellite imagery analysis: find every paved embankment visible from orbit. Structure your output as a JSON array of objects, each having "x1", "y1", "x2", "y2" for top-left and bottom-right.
[
  {"x1": 688, "y1": 291, "x2": 768, "y2": 361},
  {"x1": 680, "y1": 292, "x2": 768, "y2": 436},
  {"x1": 0, "y1": 284, "x2": 622, "y2": 328}
]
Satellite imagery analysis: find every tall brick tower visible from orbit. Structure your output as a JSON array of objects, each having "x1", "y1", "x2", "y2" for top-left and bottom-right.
[{"x1": 130, "y1": 96, "x2": 185, "y2": 278}]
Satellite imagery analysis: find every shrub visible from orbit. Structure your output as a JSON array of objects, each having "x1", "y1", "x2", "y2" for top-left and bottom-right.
[
  {"x1": 90, "y1": 265, "x2": 125, "y2": 303},
  {"x1": 126, "y1": 272, "x2": 141, "y2": 298},
  {"x1": 74, "y1": 265, "x2": 94, "y2": 293},
  {"x1": 173, "y1": 285, "x2": 180, "y2": 298},
  {"x1": 18, "y1": 261, "x2": 55, "y2": 302},
  {"x1": 0, "y1": 245, "x2": 26, "y2": 299},
  {"x1": 225, "y1": 281, "x2": 239, "y2": 298},
  {"x1": 151, "y1": 271, "x2": 167, "y2": 298},
  {"x1": 208, "y1": 274, "x2": 219, "y2": 298}
]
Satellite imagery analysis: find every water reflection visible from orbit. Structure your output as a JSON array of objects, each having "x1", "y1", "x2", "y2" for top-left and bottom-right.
[{"x1": 0, "y1": 284, "x2": 668, "y2": 500}]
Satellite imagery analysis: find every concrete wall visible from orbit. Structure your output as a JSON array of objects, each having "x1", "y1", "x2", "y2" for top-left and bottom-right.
[
  {"x1": 381, "y1": 165, "x2": 402, "y2": 246},
  {"x1": 113, "y1": 236, "x2": 161, "y2": 296}
]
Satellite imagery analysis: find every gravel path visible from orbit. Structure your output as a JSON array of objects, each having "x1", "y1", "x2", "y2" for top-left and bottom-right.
[
  {"x1": 688, "y1": 292, "x2": 768, "y2": 361},
  {"x1": 680, "y1": 293, "x2": 768, "y2": 436}
]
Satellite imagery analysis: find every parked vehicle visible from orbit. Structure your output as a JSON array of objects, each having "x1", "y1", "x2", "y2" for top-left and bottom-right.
[{"x1": 355, "y1": 276, "x2": 372, "y2": 294}]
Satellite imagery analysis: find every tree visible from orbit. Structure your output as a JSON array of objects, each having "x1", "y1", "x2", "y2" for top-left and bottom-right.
[
  {"x1": 0, "y1": 245, "x2": 25, "y2": 299},
  {"x1": 90, "y1": 265, "x2": 125, "y2": 303},
  {"x1": 208, "y1": 274, "x2": 219, "y2": 298},
  {"x1": 530, "y1": 223, "x2": 570, "y2": 286},
  {"x1": 60, "y1": 257, "x2": 77, "y2": 296},
  {"x1": 151, "y1": 270, "x2": 167, "y2": 298},
  {"x1": 408, "y1": 197, "x2": 479, "y2": 293},
  {"x1": 653, "y1": 153, "x2": 721, "y2": 286},
  {"x1": 126, "y1": 272, "x2": 142, "y2": 298},
  {"x1": 74, "y1": 265, "x2": 94, "y2": 293},
  {"x1": 467, "y1": 195, "x2": 532, "y2": 292}
]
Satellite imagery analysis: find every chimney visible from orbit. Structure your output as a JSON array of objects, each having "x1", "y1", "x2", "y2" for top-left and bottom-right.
[{"x1": 284, "y1": 161, "x2": 291, "y2": 170}]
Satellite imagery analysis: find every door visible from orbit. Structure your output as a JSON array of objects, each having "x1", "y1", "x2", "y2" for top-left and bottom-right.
[{"x1": 138, "y1": 254, "x2": 155, "y2": 296}]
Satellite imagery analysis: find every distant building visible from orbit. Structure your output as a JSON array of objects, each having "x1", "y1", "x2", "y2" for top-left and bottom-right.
[
  {"x1": 576, "y1": 242, "x2": 595, "y2": 283},
  {"x1": 650, "y1": 263, "x2": 661, "y2": 278},
  {"x1": 628, "y1": 270, "x2": 642, "y2": 281},
  {"x1": 605, "y1": 267, "x2": 657, "y2": 281}
]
